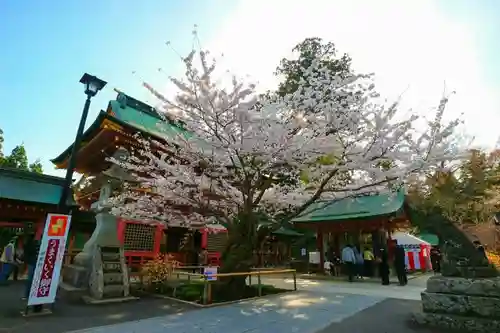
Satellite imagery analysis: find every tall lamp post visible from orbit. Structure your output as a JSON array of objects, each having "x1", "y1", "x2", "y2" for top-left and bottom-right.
[{"x1": 58, "y1": 73, "x2": 107, "y2": 213}]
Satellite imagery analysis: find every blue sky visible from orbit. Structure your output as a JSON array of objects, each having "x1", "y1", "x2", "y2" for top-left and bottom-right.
[
  {"x1": 440, "y1": 0, "x2": 500, "y2": 88},
  {"x1": 1, "y1": 0, "x2": 500, "y2": 177},
  {"x1": 0, "y1": 0, "x2": 237, "y2": 176}
]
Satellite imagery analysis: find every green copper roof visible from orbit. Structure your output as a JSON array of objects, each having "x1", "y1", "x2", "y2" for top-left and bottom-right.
[
  {"x1": 292, "y1": 190, "x2": 405, "y2": 223},
  {"x1": 0, "y1": 168, "x2": 77, "y2": 206},
  {"x1": 52, "y1": 92, "x2": 188, "y2": 164},
  {"x1": 109, "y1": 99, "x2": 187, "y2": 140},
  {"x1": 418, "y1": 233, "x2": 439, "y2": 246}
]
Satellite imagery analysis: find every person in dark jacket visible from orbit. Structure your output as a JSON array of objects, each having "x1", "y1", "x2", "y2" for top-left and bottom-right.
[
  {"x1": 430, "y1": 246, "x2": 441, "y2": 273},
  {"x1": 394, "y1": 244, "x2": 408, "y2": 286},
  {"x1": 473, "y1": 240, "x2": 486, "y2": 255},
  {"x1": 378, "y1": 248, "x2": 390, "y2": 285},
  {"x1": 22, "y1": 234, "x2": 38, "y2": 300}
]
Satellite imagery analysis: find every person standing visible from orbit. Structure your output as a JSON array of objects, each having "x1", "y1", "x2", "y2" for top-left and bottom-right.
[
  {"x1": 13, "y1": 240, "x2": 24, "y2": 281},
  {"x1": 0, "y1": 237, "x2": 17, "y2": 284},
  {"x1": 353, "y1": 246, "x2": 364, "y2": 279},
  {"x1": 341, "y1": 244, "x2": 356, "y2": 282},
  {"x1": 430, "y1": 246, "x2": 441, "y2": 274},
  {"x1": 378, "y1": 248, "x2": 390, "y2": 285},
  {"x1": 332, "y1": 252, "x2": 342, "y2": 276},
  {"x1": 198, "y1": 248, "x2": 208, "y2": 266},
  {"x1": 323, "y1": 257, "x2": 333, "y2": 275},
  {"x1": 22, "y1": 233, "x2": 38, "y2": 300},
  {"x1": 394, "y1": 244, "x2": 408, "y2": 286},
  {"x1": 363, "y1": 247, "x2": 375, "y2": 277}
]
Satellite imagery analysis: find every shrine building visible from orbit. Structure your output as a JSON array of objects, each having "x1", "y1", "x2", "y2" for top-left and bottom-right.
[
  {"x1": 291, "y1": 190, "x2": 411, "y2": 270},
  {"x1": 0, "y1": 167, "x2": 95, "y2": 256},
  {"x1": 50, "y1": 91, "x2": 227, "y2": 267}
]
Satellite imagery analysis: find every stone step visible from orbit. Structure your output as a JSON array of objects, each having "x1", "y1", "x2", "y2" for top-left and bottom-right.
[
  {"x1": 62, "y1": 264, "x2": 88, "y2": 288},
  {"x1": 82, "y1": 295, "x2": 139, "y2": 305},
  {"x1": 103, "y1": 272, "x2": 125, "y2": 285},
  {"x1": 103, "y1": 284, "x2": 125, "y2": 298},
  {"x1": 426, "y1": 275, "x2": 500, "y2": 297},
  {"x1": 100, "y1": 246, "x2": 121, "y2": 254},
  {"x1": 422, "y1": 291, "x2": 500, "y2": 319},
  {"x1": 58, "y1": 282, "x2": 87, "y2": 304},
  {"x1": 101, "y1": 252, "x2": 121, "y2": 260},
  {"x1": 412, "y1": 309, "x2": 500, "y2": 333},
  {"x1": 102, "y1": 262, "x2": 123, "y2": 273}
]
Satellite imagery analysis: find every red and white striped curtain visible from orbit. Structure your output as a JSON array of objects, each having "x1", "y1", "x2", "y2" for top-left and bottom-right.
[{"x1": 404, "y1": 244, "x2": 432, "y2": 271}]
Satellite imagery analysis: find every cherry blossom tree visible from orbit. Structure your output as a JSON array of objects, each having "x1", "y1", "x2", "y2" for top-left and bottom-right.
[{"x1": 108, "y1": 40, "x2": 462, "y2": 275}]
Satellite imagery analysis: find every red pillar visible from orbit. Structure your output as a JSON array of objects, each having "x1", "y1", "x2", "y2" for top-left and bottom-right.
[
  {"x1": 201, "y1": 228, "x2": 208, "y2": 249},
  {"x1": 153, "y1": 224, "x2": 164, "y2": 255},
  {"x1": 117, "y1": 218, "x2": 126, "y2": 244},
  {"x1": 35, "y1": 217, "x2": 45, "y2": 240}
]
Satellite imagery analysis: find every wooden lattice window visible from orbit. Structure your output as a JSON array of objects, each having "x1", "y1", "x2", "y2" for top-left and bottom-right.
[
  {"x1": 124, "y1": 223, "x2": 156, "y2": 251},
  {"x1": 207, "y1": 233, "x2": 228, "y2": 252}
]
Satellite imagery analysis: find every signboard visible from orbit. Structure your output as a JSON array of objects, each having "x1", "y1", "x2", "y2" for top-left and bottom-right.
[
  {"x1": 309, "y1": 251, "x2": 320, "y2": 264},
  {"x1": 27, "y1": 214, "x2": 72, "y2": 306},
  {"x1": 301, "y1": 248, "x2": 306, "y2": 256},
  {"x1": 203, "y1": 266, "x2": 218, "y2": 281}
]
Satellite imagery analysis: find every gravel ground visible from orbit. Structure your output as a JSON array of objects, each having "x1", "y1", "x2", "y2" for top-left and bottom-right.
[{"x1": 0, "y1": 281, "x2": 196, "y2": 333}]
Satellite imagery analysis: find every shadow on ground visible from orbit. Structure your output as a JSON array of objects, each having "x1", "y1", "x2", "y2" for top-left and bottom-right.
[
  {"x1": 0, "y1": 281, "x2": 196, "y2": 333},
  {"x1": 316, "y1": 298, "x2": 468, "y2": 333}
]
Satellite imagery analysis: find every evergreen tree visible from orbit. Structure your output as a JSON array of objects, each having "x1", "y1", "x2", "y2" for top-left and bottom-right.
[{"x1": 0, "y1": 128, "x2": 44, "y2": 174}]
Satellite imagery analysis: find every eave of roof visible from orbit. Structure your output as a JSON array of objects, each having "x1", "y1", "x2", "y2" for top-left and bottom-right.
[
  {"x1": 292, "y1": 190, "x2": 405, "y2": 224},
  {"x1": 0, "y1": 167, "x2": 77, "y2": 206},
  {"x1": 51, "y1": 111, "x2": 110, "y2": 165}
]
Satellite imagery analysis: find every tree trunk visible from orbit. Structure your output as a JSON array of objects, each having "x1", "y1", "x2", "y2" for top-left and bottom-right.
[{"x1": 220, "y1": 214, "x2": 257, "y2": 296}]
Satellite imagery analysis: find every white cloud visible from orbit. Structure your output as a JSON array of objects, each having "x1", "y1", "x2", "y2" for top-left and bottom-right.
[{"x1": 205, "y1": 0, "x2": 500, "y2": 149}]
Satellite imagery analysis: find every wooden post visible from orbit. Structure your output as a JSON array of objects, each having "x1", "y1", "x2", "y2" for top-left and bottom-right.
[
  {"x1": 207, "y1": 283, "x2": 212, "y2": 304},
  {"x1": 293, "y1": 271, "x2": 297, "y2": 291},
  {"x1": 257, "y1": 272, "x2": 262, "y2": 296},
  {"x1": 334, "y1": 233, "x2": 340, "y2": 254},
  {"x1": 317, "y1": 229, "x2": 324, "y2": 273},
  {"x1": 203, "y1": 276, "x2": 208, "y2": 304}
]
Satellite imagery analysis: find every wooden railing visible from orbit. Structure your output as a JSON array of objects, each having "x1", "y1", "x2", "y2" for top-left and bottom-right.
[{"x1": 164, "y1": 268, "x2": 297, "y2": 305}]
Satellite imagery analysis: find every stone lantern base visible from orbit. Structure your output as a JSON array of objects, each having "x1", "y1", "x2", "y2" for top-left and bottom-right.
[
  {"x1": 412, "y1": 275, "x2": 500, "y2": 332},
  {"x1": 59, "y1": 212, "x2": 137, "y2": 304}
]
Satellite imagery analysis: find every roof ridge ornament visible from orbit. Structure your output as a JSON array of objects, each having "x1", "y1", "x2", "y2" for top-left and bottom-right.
[{"x1": 116, "y1": 92, "x2": 127, "y2": 109}]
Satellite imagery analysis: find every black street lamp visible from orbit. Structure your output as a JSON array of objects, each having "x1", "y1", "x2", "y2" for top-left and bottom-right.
[{"x1": 58, "y1": 73, "x2": 107, "y2": 212}]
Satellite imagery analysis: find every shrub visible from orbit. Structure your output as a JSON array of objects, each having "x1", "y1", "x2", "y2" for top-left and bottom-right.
[
  {"x1": 141, "y1": 254, "x2": 180, "y2": 286},
  {"x1": 486, "y1": 251, "x2": 500, "y2": 269},
  {"x1": 180, "y1": 289, "x2": 202, "y2": 302}
]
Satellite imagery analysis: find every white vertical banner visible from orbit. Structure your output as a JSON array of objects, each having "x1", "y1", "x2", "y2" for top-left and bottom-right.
[{"x1": 27, "y1": 214, "x2": 72, "y2": 306}]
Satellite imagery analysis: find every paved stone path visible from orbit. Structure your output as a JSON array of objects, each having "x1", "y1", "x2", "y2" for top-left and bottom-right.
[
  {"x1": 67, "y1": 276, "x2": 432, "y2": 333},
  {"x1": 68, "y1": 290, "x2": 385, "y2": 333}
]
